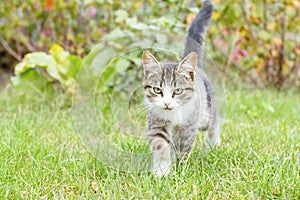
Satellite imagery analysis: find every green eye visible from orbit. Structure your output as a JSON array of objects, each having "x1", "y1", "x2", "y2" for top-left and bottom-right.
[
  {"x1": 173, "y1": 88, "x2": 183, "y2": 95},
  {"x1": 153, "y1": 87, "x2": 162, "y2": 94}
]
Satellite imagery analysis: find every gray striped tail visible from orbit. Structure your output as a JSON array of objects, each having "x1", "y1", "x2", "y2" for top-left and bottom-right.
[{"x1": 182, "y1": 0, "x2": 213, "y2": 68}]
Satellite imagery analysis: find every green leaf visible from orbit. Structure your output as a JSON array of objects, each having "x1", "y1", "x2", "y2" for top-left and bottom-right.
[
  {"x1": 65, "y1": 55, "x2": 82, "y2": 78},
  {"x1": 155, "y1": 33, "x2": 168, "y2": 45},
  {"x1": 11, "y1": 69, "x2": 54, "y2": 94},
  {"x1": 97, "y1": 65, "x2": 116, "y2": 93},
  {"x1": 251, "y1": 3, "x2": 262, "y2": 19},
  {"x1": 15, "y1": 52, "x2": 63, "y2": 82},
  {"x1": 25, "y1": 52, "x2": 56, "y2": 69},
  {"x1": 115, "y1": 59, "x2": 130, "y2": 73},
  {"x1": 115, "y1": 9, "x2": 128, "y2": 23},
  {"x1": 258, "y1": 30, "x2": 271, "y2": 41},
  {"x1": 223, "y1": 5, "x2": 237, "y2": 24}
]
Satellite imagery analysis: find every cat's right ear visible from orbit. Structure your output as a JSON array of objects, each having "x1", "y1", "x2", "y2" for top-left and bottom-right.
[{"x1": 142, "y1": 50, "x2": 161, "y2": 77}]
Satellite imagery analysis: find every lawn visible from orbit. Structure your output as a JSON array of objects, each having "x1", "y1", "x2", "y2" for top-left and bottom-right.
[{"x1": 0, "y1": 85, "x2": 299, "y2": 199}]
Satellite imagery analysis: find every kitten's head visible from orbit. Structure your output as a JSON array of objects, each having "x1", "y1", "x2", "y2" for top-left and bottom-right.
[{"x1": 142, "y1": 50, "x2": 197, "y2": 111}]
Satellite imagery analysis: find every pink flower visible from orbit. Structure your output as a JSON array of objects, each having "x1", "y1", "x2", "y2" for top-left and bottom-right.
[
  {"x1": 233, "y1": 56, "x2": 241, "y2": 64},
  {"x1": 268, "y1": 59, "x2": 274, "y2": 66},
  {"x1": 222, "y1": 29, "x2": 229, "y2": 36},
  {"x1": 34, "y1": 3, "x2": 39, "y2": 10},
  {"x1": 240, "y1": 50, "x2": 248, "y2": 57},
  {"x1": 89, "y1": 7, "x2": 97, "y2": 19},
  {"x1": 231, "y1": 37, "x2": 245, "y2": 64},
  {"x1": 233, "y1": 43, "x2": 240, "y2": 58},
  {"x1": 214, "y1": 38, "x2": 227, "y2": 47},
  {"x1": 45, "y1": 29, "x2": 51, "y2": 36}
]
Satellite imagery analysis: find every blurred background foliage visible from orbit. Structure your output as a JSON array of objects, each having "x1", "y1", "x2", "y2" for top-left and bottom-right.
[{"x1": 0, "y1": 0, "x2": 300, "y2": 91}]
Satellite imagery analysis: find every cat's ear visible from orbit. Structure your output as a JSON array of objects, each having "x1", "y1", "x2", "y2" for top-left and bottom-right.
[
  {"x1": 142, "y1": 50, "x2": 161, "y2": 76},
  {"x1": 177, "y1": 52, "x2": 197, "y2": 81}
]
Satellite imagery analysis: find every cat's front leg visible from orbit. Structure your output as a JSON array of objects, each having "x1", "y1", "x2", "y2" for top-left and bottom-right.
[
  {"x1": 146, "y1": 129, "x2": 172, "y2": 177},
  {"x1": 173, "y1": 124, "x2": 198, "y2": 165}
]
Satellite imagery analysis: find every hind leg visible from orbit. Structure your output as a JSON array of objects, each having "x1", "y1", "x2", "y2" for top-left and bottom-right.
[{"x1": 204, "y1": 109, "x2": 221, "y2": 150}]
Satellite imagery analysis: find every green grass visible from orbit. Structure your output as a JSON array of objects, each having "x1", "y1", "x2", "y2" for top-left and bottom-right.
[{"x1": 0, "y1": 86, "x2": 299, "y2": 199}]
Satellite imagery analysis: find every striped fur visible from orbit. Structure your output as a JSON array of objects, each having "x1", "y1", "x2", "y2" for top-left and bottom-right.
[{"x1": 143, "y1": 0, "x2": 220, "y2": 177}]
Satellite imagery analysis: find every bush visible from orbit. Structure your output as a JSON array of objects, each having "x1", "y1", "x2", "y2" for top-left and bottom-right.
[
  {"x1": 0, "y1": 0, "x2": 186, "y2": 59},
  {"x1": 11, "y1": 44, "x2": 82, "y2": 95},
  {"x1": 1, "y1": 0, "x2": 300, "y2": 88},
  {"x1": 209, "y1": 0, "x2": 300, "y2": 88}
]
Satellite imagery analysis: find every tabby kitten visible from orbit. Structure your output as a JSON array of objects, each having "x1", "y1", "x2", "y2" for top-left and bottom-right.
[{"x1": 142, "y1": 0, "x2": 220, "y2": 177}]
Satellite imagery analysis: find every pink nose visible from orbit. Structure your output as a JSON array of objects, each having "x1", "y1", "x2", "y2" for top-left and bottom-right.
[{"x1": 164, "y1": 102, "x2": 171, "y2": 107}]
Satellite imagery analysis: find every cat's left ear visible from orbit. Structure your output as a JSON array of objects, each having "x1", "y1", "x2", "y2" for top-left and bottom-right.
[{"x1": 177, "y1": 52, "x2": 197, "y2": 81}]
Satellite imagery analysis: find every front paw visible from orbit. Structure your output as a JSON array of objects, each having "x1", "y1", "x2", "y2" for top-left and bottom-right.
[{"x1": 153, "y1": 164, "x2": 170, "y2": 178}]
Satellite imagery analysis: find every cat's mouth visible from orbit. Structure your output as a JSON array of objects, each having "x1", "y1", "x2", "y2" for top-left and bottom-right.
[{"x1": 164, "y1": 107, "x2": 173, "y2": 111}]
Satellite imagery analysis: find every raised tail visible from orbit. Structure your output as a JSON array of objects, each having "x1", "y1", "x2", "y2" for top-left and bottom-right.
[{"x1": 182, "y1": 0, "x2": 213, "y2": 67}]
